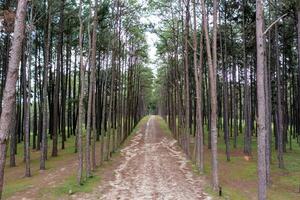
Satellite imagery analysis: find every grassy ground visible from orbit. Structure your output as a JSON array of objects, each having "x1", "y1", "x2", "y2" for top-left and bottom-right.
[
  {"x1": 159, "y1": 117, "x2": 300, "y2": 200},
  {"x1": 3, "y1": 116, "x2": 150, "y2": 199},
  {"x1": 4, "y1": 135, "x2": 78, "y2": 199},
  {"x1": 5, "y1": 116, "x2": 299, "y2": 199}
]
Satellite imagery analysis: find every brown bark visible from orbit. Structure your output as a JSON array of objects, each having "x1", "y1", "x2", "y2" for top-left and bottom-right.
[
  {"x1": 100, "y1": 58, "x2": 108, "y2": 165},
  {"x1": 86, "y1": 0, "x2": 98, "y2": 176},
  {"x1": 24, "y1": 7, "x2": 34, "y2": 177},
  {"x1": 85, "y1": 0, "x2": 93, "y2": 178},
  {"x1": 297, "y1": 0, "x2": 300, "y2": 137},
  {"x1": 200, "y1": 0, "x2": 219, "y2": 190},
  {"x1": 193, "y1": 0, "x2": 204, "y2": 173},
  {"x1": 52, "y1": 0, "x2": 65, "y2": 157},
  {"x1": 77, "y1": 0, "x2": 84, "y2": 185},
  {"x1": 91, "y1": 0, "x2": 98, "y2": 170},
  {"x1": 256, "y1": 0, "x2": 267, "y2": 199},
  {"x1": 40, "y1": 1, "x2": 51, "y2": 170},
  {"x1": 0, "y1": 0, "x2": 28, "y2": 198},
  {"x1": 221, "y1": 6, "x2": 230, "y2": 161},
  {"x1": 298, "y1": 6, "x2": 300, "y2": 72},
  {"x1": 184, "y1": 0, "x2": 190, "y2": 157},
  {"x1": 33, "y1": 38, "x2": 38, "y2": 150},
  {"x1": 274, "y1": 15, "x2": 284, "y2": 169},
  {"x1": 243, "y1": 0, "x2": 252, "y2": 156}
]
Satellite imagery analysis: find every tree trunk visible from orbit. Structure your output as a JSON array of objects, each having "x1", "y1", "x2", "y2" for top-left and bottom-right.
[
  {"x1": 201, "y1": 0, "x2": 219, "y2": 190},
  {"x1": 193, "y1": 0, "x2": 204, "y2": 173},
  {"x1": 221, "y1": 5, "x2": 230, "y2": 161},
  {"x1": 184, "y1": 0, "x2": 190, "y2": 157},
  {"x1": 256, "y1": 0, "x2": 267, "y2": 199},
  {"x1": 243, "y1": 0, "x2": 252, "y2": 156},
  {"x1": 91, "y1": 0, "x2": 98, "y2": 171},
  {"x1": 77, "y1": 0, "x2": 85, "y2": 185},
  {"x1": 40, "y1": 1, "x2": 51, "y2": 170},
  {"x1": 275, "y1": 16, "x2": 284, "y2": 169},
  {"x1": 24, "y1": 7, "x2": 34, "y2": 176},
  {"x1": 297, "y1": 0, "x2": 300, "y2": 138},
  {"x1": 0, "y1": 0, "x2": 28, "y2": 197},
  {"x1": 52, "y1": 0, "x2": 64, "y2": 157},
  {"x1": 85, "y1": 1, "x2": 93, "y2": 179}
]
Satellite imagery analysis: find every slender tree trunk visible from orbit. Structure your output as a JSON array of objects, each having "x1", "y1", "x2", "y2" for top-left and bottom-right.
[
  {"x1": 9, "y1": 108, "x2": 16, "y2": 167},
  {"x1": 32, "y1": 40, "x2": 38, "y2": 150},
  {"x1": 201, "y1": 0, "x2": 219, "y2": 190},
  {"x1": 24, "y1": 7, "x2": 34, "y2": 176},
  {"x1": 193, "y1": 0, "x2": 204, "y2": 173},
  {"x1": 256, "y1": 0, "x2": 267, "y2": 199},
  {"x1": 52, "y1": 0, "x2": 65, "y2": 157},
  {"x1": 297, "y1": 0, "x2": 300, "y2": 138},
  {"x1": 77, "y1": 0, "x2": 85, "y2": 184},
  {"x1": 243, "y1": 0, "x2": 252, "y2": 155},
  {"x1": 73, "y1": 49, "x2": 78, "y2": 151},
  {"x1": 275, "y1": 18, "x2": 284, "y2": 169},
  {"x1": 100, "y1": 59, "x2": 108, "y2": 165},
  {"x1": 91, "y1": 0, "x2": 98, "y2": 170},
  {"x1": 232, "y1": 61, "x2": 238, "y2": 150},
  {"x1": 184, "y1": 0, "x2": 191, "y2": 157},
  {"x1": 221, "y1": 6, "x2": 230, "y2": 161},
  {"x1": 86, "y1": 0, "x2": 98, "y2": 175},
  {"x1": 40, "y1": 1, "x2": 51, "y2": 170},
  {"x1": 85, "y1": 0, "x2": 93, "y2": 179},
  {"x1": 0, "y1": 0, "x2": 28, "y2": 197}
]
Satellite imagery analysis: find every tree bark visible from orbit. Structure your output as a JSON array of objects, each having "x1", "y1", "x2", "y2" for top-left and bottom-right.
[
  {"x1": 91, "y1": 0, "x2": 98, "y2": 171},
  {"x1": 193, "y1": 0, "x2": 204, "y2": 173},
  {"x1": 243, "y1": 0, "x2": 252, "y2": 156},
  {"x1": 77, "y1": 0, "x2": 85, "y2": 185},
  {"x1": 184, "y1": 0, "x2": 191, "y2": 157},
  {"x1": 275, "y1": 15, "x2": 284, "y2": 169},
  {"x1": 201, "y1": 0, "x2": 219, "y2": 190},
  {"x1": 40, "y1": 0, "x2": 51, "y2": 170},
  {"x1": 24, "y1": 6, "x2": 34, "y2": 177},
  {"x1": 297, "y1": 0, "x2": 300, "y2": 137},
  {"x1": 0, "y1": 0, "x2": 28, "y2": 198},
  {"x1": 256, "y1": 0, "x2": 267, "y2": 199},
  {"x1": 221, "y1": 5, "x2": 230, "y2": 161},
  {"x1": 52, "y1": 0, "x2": 65, "y2": 157},
  {"x1": 85, "y1": 0, "x2": 93, "y2": 178}
]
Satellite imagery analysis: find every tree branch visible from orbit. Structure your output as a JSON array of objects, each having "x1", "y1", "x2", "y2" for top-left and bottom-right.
[{"x1": 263, "y1": 13, "x2": 288, "y2": 35}]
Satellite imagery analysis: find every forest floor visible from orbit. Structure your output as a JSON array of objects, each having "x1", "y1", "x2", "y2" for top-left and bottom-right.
[
  {"x1": 72, "y1": 115, "x2": 210, "y2": 200},
  {"x1": 186, "y1": 127, "x2": 300, "y2": 200},
  {"x1": 3, "y1": 116, "x2": 300, "y2": 199},
  {"x1": 3, "y1": 116, "x2": 210, "y2": 200}
]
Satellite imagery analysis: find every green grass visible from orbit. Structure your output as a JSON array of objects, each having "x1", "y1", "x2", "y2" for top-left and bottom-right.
[
  {"x1": 160, "y1": 117, "x2": 300, "y2": 200},
  {"x1": 7, "y1": 116, "x2": 299, "y2": 199},
  {"x1": 49, "y1": 116, "x2": 150, "y2": 198},
  {"x1": 3, "y1": 116, "x2": 152, "y2": 199},
  {"x1": 51, "y1": 175, "x2": 101, "y2": 196},
  {"x1": 3, "y1": 135, "x2": 78, "y2": 199},
  {"x1": 3, "y1": 178, "x2": 34, "y2": 198},
  {"x1": 156, "y1": 116, "x2": 172, "y2": 136}
]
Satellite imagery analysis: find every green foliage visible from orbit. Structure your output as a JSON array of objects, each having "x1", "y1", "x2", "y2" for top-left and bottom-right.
[
  {"x1": 51, "y1": 175, "x2": 101, "y2": 196},
  {"x1": 155, "y1": 116, "x2": 171, "y2": 135}
]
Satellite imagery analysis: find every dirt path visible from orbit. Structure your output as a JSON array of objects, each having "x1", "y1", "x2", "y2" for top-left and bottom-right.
[{"x1": 76, "y1": 116, "x2": 211, "y2": 200}]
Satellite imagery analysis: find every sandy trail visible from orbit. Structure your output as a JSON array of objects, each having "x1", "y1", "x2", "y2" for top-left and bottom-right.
[{"x1": 76, "y1": 116, "x2": 210, "y2": 200}]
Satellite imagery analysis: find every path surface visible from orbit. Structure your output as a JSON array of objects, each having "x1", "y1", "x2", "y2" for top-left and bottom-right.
[{"x1": 76, "y1": 116, "x2": 210, "y2": 200}]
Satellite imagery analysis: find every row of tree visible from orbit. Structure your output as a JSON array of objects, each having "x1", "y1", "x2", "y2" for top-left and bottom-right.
[
  {"x1": 0, "y1": 0, "x2": 154, "y2": 198},
  {"x1": 153, "y1": 0, "x2": 300, "y2": 199}
]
